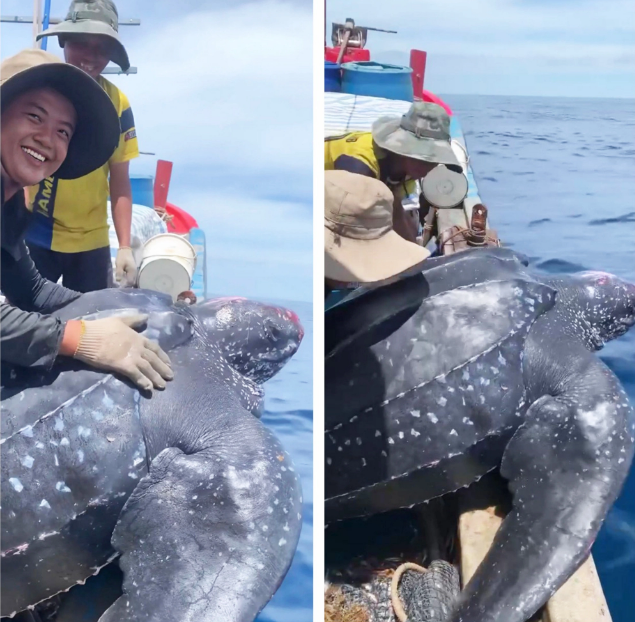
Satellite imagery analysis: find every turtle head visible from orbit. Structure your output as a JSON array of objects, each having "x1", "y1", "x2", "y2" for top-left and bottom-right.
[
  {"x1": 191, "y1": 297, "x2": 304, "y2": 382},
  {"x1": 573, "y1": 271, "x2": 635, "y2": 347}
]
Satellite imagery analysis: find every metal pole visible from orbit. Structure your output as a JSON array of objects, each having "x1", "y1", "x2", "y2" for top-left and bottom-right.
[
  {"x1": 32, "y1": 0, "x2": 41, "y2": 48},
  {"x1": 40, "y1": 0, "x2": 52, "y2": 50}
]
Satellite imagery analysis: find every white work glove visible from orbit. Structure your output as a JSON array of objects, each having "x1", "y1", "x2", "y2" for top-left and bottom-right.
[
  {"x1": 115, "y1": 246, "x2": 137, "y2": 287},
  {"x1": 73, "y1": 314, "x2": 173, "y2": 391}
]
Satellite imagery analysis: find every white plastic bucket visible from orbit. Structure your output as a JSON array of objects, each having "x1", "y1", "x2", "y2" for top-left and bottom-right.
[{"x1": 137, "y1": 233, "x2": 197, "y2": 301}]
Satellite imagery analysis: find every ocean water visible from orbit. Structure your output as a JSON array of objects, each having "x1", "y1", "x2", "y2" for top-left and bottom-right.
[
  {"x1": 443, "y1": 94, "x2": 635, "y2": 622},
  {"x1": 255, "y1": 299, "x2": 313, "y2": 622}
]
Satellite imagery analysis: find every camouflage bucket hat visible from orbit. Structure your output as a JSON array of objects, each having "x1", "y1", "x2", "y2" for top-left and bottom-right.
[
  {"x1": 37, "y1": 0, "x2": 130, "y2": 71},
  {"x1": 372, "y1": 102, "x2": 462, "y2": 172}
]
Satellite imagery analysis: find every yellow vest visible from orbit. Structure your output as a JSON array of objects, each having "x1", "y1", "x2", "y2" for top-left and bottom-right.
[
  {"x1": 325, "y1": 131, "x2": 416, "y2": 198},
  {"x1": 26, "y1": 76, "x2": 140, "y2": 253}
]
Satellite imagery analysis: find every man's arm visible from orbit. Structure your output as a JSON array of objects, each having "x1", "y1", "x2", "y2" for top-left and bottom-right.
[
  {"x1": 392, "y1": 195, "x2": 418, "y2": 243},
  {"x1": 110, "y1": 161, "x2": 137, "y2": 287},
  {"x1": 0, "y1": 302, "x2": 66, "y2": 368},
  {"x1": 110, "y1": 161, "x2": 133, "y2": 248},
  {"x1": 1, "y1": 244, "x2": 80, "y2": 314}
]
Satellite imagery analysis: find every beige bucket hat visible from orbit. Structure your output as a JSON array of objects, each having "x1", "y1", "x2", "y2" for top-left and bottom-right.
[
  {"x1": 37, "y1": 0, "x2": 130, "y2": 71},
  {"x1": 325, "y1": 170, "x2": 430, "y2": 284},
  {"x1": 372, "y1": 101, "x2": 462, "y2": 172}
]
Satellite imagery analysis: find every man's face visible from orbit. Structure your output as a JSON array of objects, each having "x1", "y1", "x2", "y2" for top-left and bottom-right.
[
  {"x1": 1, "y1": 88, "x2": 76, "y2": 188},
  {"x1": 63, "y1": 34, "x2": 113, "y2": 79},
  {"x1": 402, "y1": 157, "x2": 437, "y2": 181}
]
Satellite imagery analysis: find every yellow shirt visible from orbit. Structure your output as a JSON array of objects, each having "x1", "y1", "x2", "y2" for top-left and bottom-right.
[
  {"x1": 324, "y1": 131, "x2": 416, "y2": 199},
  {"x1": 26, "y1": 76, "x2": 140, "y2": 253}
]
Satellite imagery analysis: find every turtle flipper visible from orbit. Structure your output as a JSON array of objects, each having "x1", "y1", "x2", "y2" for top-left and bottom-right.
[
  {"x1": 449, "y1": 383, "x2": 635, "y2": 622},
  {"x1": 98, "y1": 417, "x2": 302, "y2": 622}
]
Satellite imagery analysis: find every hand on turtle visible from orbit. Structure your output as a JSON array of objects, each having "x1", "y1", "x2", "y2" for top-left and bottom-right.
[
  {"x1": 68, "y1": 315, "x2": 173, "y2": 391},
  {"x1": 115, "y1": 246, "x2": 137, "y2": 288}
]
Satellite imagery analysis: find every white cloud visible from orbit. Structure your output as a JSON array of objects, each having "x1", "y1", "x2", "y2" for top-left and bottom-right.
[{"x1": 107, "y1": 1, "x2": 312, "y2": 196}]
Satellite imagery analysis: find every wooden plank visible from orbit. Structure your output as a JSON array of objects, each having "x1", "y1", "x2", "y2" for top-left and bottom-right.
[
  {"x1": 544, "y1": 556, "x2": 612, "y2": 622},
  {"x1": 458, "y1": 508, "x2": 612, "y2": 622}
]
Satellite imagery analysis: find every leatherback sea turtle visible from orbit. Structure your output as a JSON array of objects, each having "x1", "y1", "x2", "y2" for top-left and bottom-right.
[
  {"x1": 2, "y1": 290, "x2": 304, "y2": 622},
  {"x1": 325, "y1": 248, "x2": 635, "y2": 622}
]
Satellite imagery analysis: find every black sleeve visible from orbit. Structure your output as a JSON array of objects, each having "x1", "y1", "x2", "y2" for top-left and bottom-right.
[
  {"x1": 0, "y1": 302, "x2": 65, "y2": 368},
  {"x1": 1, "y1": 243, "x2": 81, "y2": 368},
  {"x1": 1, "y1": 242, "x2": 81, "y2": 314},
  {"x1": 332, "y1": 154, "x2": 377, "y2": 178}
]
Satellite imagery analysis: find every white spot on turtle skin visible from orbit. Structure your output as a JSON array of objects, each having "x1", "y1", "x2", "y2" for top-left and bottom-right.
[
  {"x1": 410, "y1": 410, "x2": 421, "y2": 418},
  {"x1": 35, "y1": 441, "x2": 45, "y2": 450},
  {"x1": 411, "y1": 429, "x2": 421, "y2": 437},
  {"x1": 327, "y1": 458, "x2": 332, "y2": 465},
  {"x1": 55, "y1": 482, "x2": 71, "y2": 493},
  {"x1": 450, "y1": 429, "x2": 458, "y2": 436},
  {"x1": 21, "y1": 426, "x2": 34, "y2": 438},
  {"x1": 77, "y1": 450, "x2": 84, "y2": 464},
  {"x1": 437, "y1": 396, "x2": 448, "y2": 407},
  {"x1": 388, "y1": 438, "x2": 395, "y2": 445},
  {"x1": 398, "y1": 431, "x2": 404, "y2": 440},
  {"x1": 54, "y1": 418, "x2": 64, "y2": 432},
  {"x1": 9, "y1": 478, "x2": 24, "y2": 492},
  {"x1": 60, "y1": 438, "x2": 70, "y2": 447},
  {"x1": 39, "y1": 500, "x2": 51, "y2": 509},
  {"x1": 22, "y1": 455, "x2": 35, "y2": 469},
  {"x1": 54, "y1": 454, "x2": 59, "y2": 467},
  {"x1": 427, "y1": 412, "x2": 439, "y2": 424},
  {"x1": 77, "y1": 426, "x2": 92, "y2": 439},
  {"x1": 278, "y1": 538, "x2": 287, "y2": 546}
]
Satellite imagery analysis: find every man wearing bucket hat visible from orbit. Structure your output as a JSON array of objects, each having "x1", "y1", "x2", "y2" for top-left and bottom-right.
[
  {"x1": 25, "y1": 0, "x2": 140, "y2": 293},
  {"x1": 325, "y1": 170, "x2": 430, "y2": 302},
  {"x1": 1, "y1": 49, "x2": 172, "y2": 392},
  {"x1": 325, "y1": 101, "x2": 465, "y2": 243}
]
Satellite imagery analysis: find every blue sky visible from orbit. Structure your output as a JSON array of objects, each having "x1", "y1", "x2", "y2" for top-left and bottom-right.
[
  {"x1": 1, "y1": 0, "x2": 313, "y2": 303},
  {"x1": 327, "y1": 0, "x2": 635, "y2": 98}
]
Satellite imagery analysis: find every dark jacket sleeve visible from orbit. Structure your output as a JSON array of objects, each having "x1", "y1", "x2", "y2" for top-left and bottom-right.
[
  {"x1": 2, "y1": 242, "x2": 81, "y2": 313},
  {"x1": 0, "y1": 302, "x2": 65, "y2": 368},
  {"x1": 1, "y1": 242, "x2": 81, "y2": 368}
]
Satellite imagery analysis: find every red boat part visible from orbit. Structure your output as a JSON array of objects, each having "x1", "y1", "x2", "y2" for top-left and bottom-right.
[
  {"x1": 325, "y1": 46, "x2": 370, "y2": 64},
  {"x1": 422, "y1": 89, "x2": 452, "y2": 115},
  {"x1": 154, "y1": 160, "x2": 173, "y2": 210},
  {"x1": 409, "y1": 49, "x2": 427, "y2": 98},
  {"x1": 164, "y1": 201, "x2": 199, "y2": 234}
]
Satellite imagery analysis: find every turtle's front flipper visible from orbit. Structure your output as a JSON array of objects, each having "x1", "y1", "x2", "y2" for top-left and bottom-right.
[
  {"x1": 450, "y1": 372, "x2": 635, "y2": 622},
  {"x1": 98, "y1": 415, "x2": 302, "y2": 622}
]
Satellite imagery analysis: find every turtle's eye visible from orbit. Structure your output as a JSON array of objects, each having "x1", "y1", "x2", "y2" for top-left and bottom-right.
[{"x1": 265, "y1": 322, "x2": 281, "y2": 342}]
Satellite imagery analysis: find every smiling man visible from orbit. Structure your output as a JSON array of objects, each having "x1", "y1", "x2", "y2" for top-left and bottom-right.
[
  {"x1": 25, "y1": 0, "x2": 139, "y2": 292},
  {"x1": 1, "y1": 48, "x2": 173, "y2": 392}
]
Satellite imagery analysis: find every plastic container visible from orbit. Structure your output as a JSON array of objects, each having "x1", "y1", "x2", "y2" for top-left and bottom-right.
[
  {"x1": 325, "y1": 47, "x2": 370, "y2": 64},
  {"x1": 137, "y1": 233, "x2": 197, "y2": 301},
  {"x1": 129, "y1": 175, "x2": 155, "y2": 208},
  {"x1": 341, "y1": 61, "x2": 414, "y2": 102},
  {"x1": 325, "y1": 61, "x2": 341, "y2": 92}
]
